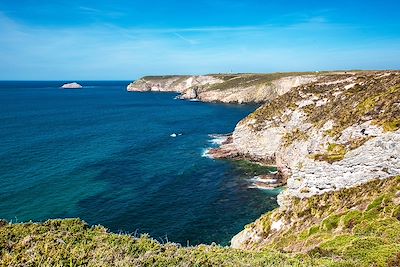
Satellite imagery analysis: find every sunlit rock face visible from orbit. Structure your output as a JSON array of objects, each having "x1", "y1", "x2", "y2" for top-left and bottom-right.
[
  {"x1": 61, "y1": 82, "x2": 83, "y2": 89},
  {"x1": 127, "y1": 74, "x2": 317, "y2": 104}
]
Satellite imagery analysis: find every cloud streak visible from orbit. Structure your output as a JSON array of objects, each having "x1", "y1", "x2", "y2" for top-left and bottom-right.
[{"x1": 0, "y1": 12, "x2": 398, "y2": 80}]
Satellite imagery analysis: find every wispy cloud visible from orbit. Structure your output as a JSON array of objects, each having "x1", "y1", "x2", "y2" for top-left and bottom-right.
[
  {"x1": 77, "y1": 5, "x2": 125, "y2": 18},
  {"x1": 78, "y1": 6, "x2": 102, "y2": 13},
  {"x1": 172, "y1": 33, "x2": 198, "y2": 45},
  {"x1": 0, "y1": 12, "x2": 398, "y2": 80}
]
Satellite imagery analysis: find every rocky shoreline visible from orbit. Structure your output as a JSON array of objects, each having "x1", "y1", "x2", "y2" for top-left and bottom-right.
[
  {"x1": 128, "y1": 71, "x2": 400, "y2": 250},
  {"x1": 1, "y1": 71, "x2": 399, "y2": 266},
  {"x1": 207, "y1": 135, "x2": 286, "y2": 189}
]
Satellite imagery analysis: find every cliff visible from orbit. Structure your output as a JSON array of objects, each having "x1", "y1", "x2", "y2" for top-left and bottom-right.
[
  {"x1": 231, "y1": 176, "x2": 400, "y2": 265},
  {"x1": 213, "y1": 71, "x2": 400, "y2": 250},
  {"x1": 129, "y1": 71, "x2": 400, "y2": 256},
  {"x1": 2, "y1": 177, "x2": 400, "y2": 266},
  {"x1": 0, "y1": 219, "x2": 337, "y2": 266},
  {"x1": 127, "y1": 73, "x2": 318, "y2": 104},
  {"x1": 2, "y1": 71, "x2": 399, "y2": 266}
]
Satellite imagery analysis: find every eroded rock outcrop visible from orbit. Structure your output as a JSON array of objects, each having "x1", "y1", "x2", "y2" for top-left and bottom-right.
[
  {"x1": 129, "y1": 71, "x2": 400, "y2": 252},
  {"x1": 231, "y1": 176, "x2": 400, "y2": 254},
  {"x1": 227, "y1": 71, "x2": 400, "y2": 249}
]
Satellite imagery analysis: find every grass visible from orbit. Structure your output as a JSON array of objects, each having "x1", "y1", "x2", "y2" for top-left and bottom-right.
[
  {"x1": 2, "y1": 177, "x2": 400, "y2": 266},
  {"x1": 312, "y1": 143, "x2": 347, "y2": 163},
  {"x1": 282, "y1": 129, "x2": 309, "y2": 147},
  {"x1": 245, "y1": 71, "x2": 399, "y2": 163},
  {"x1": 239, "y1": 176, "x2": 400, "y2": 267},
  {"x1": 0, "y1": 219, "x2": 333, "y2": 266},
  {"x1": 205, "y1": 72, "x2": 316, "y2": 91},
  {"x1": 2, "y1": 71, "x2": 399, "y2": 266},
  {"x1": 248, "y1": 71, "x2": 400, "y2": 135}
]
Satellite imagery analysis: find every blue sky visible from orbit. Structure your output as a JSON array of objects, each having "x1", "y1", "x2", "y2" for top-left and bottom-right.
[{"x1": 0, "y1": 0, "x2": 399, "y2": 80}]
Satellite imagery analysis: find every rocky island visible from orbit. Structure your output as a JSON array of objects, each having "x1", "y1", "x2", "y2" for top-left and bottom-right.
[
  {"x1": 61, "y1": 82, "x2": 83, "y2": 89},
  {"x1": 2, "y1": 71, "x2": 400, "y2": 266}
]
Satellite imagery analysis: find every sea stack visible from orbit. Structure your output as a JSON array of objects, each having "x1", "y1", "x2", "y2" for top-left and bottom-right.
[{"x1": 61, "y1": 82, "x2": 83, "y2": 89}]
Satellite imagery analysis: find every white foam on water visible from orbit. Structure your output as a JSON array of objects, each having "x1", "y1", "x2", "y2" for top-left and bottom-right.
[
  {"x1": 248, "y1": 176, "x2": 279, "y2": 190},
  {"x1": 201, "y1": 148, "x2": 213, "y2": 158},
  {"x1": 249, "y1": 183, "x2": 275, "y2": 190},
  {"x1": 207, "y1": 134, "x2": 229, "y2": 145}
]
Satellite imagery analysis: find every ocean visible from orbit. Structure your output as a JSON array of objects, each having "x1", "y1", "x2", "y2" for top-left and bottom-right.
[{"x1": 0, "y1": 81, "x2": 279, "y2": 246}]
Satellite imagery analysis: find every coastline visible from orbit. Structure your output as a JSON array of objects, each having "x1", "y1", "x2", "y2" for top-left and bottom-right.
[
  {"x1": 127, "y1": 71, "x2": 400, "y2": 250},
  {"x1": 2, "y1": 71, "x2": 400, "y2": 266}
]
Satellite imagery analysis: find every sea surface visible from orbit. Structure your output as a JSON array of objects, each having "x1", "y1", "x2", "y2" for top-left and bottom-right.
[{"x1": 0, "y1": 81, "x2": 279, "y2": 246}]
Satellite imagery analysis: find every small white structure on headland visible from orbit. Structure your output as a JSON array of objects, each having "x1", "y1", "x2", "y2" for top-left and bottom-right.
[{"x1": 61, "y1": 82, "x2": 83, "y2": 89}]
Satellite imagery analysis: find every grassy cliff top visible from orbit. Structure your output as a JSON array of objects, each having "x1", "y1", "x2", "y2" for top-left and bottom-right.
[
  {"x1": 1, "y1": 219, "x2": 333, "y2": 266},
  {"x1": 141, "y1": 75, "x2": 191, "y2": 80},
  {"x1": 239, "y1": 176, "x2": 400, "y2": 267},
  {"x1": 204, "y1": 72, "x2": 317, "y2": 91},
  {"x1": 248, "y1": 71, "x2": 400, "y2": 133},
  {"x1": 140, "y1": 72, "x2": 320, "y2": 91},
  {"x1": 2, "y1": 178, "x2": 400, "y2": 266}
]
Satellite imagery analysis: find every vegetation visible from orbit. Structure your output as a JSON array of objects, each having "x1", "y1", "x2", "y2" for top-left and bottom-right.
[
  {"x1": 242, "y1": 176, "x2": 400, "y2": 267},
  {"x1": 206, "y1": 72, "x2": 316, "y2": 91},
  {"x1": 233, "y1": 160, "x2": 277, "y2": 176},
  {"x1": 248, "y1": 72, "x2": 400, "y2": 136},
  {"x1": 1, "y1": 219, "x2": 334, "y2": 266},
  {"x1": 2, "y1": 177, "x2": 400, "y2": 266},
  {"x1": 304, "y1": 73, "x2": 400, "y2": 134},
  {"x1": 282, "y1": 128, "x2": 309, "y2": 147},
  {"x1": 312, "y1": 143, "x2": 347, "y2": 163},
  {"x1": 141, "y1": 75, "x2": 190, "y2": 80},
  {"x1": 2, "y1": 72, "x2": 399, "y2": 266}
]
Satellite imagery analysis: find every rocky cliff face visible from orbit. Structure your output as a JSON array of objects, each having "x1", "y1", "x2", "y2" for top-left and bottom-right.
[
  {"x1": 127, "y1": 75, "x2": 223, "y2": 94},
  {"x1": 127, "y1": 73, "x2": 318, "y2": 104},
  {"x1": 225, "y1": 71, "x2": 400, "y2": 249},
  {"x1": 128, "y1": 71, "x2": 400, "y2": 253},
  {"x1": 231, "y1": 175, "x2": 400, "y2": 260}
]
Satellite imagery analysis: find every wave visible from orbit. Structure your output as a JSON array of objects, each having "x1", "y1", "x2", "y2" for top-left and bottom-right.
[
  {"x1": 201, "y1": 133, "x2": 229, "y2": 158},
  {"x1": 201, "y1": 148, "x2": 212, "y2": 158},
  {"x1": 207, "y1": 134, "x2": 229, "y2": 145},
  {"x1": 248, "y1": 175, "x2": 280, "y2": 190},
  {"x1": 170, "y1": 133, "x2": 183, "y2": 138}
]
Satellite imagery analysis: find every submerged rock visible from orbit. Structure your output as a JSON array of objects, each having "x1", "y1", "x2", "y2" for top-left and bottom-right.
[{"x1": 61, "y1": 82, "x2": 83, "y2": 89}]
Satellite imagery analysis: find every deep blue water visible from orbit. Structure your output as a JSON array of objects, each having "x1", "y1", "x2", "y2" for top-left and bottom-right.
[{"x1": 0, "y1": 81, "x2": 279, "y2": 246}]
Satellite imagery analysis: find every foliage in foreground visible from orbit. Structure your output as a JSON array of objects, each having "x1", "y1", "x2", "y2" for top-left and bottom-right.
[
  {"x1": 1, "y1": 177, "x2": 400, "y2": 266},
  {"x1": 0, "y1": 218, "x2": 333, "y2": 267},
  {"x1": 242, "y1": 176, "x2": 400, "y2": 267}
]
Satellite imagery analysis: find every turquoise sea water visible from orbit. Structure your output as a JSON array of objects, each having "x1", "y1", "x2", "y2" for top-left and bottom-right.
[{"x1": 0, "y1": 81, "x2": 279, "y2": 246}]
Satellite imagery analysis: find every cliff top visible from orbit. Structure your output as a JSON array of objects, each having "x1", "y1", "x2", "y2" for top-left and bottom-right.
[
  {"x1": 2, "y1": 177, "x2": 400, "y2": 266},
  {"x1": 248, "y1": 71, "x2": 400, "y2": 134}
]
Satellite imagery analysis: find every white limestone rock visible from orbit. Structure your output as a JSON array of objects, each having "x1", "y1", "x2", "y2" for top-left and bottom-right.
[{"x1": 61, "y1": 82, "x2": 82, "y2": 89}]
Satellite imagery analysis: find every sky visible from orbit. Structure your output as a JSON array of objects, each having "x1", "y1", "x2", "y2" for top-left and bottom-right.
[{"x1": 0, "y1": 0, "x2": 399, "y2": 80}]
